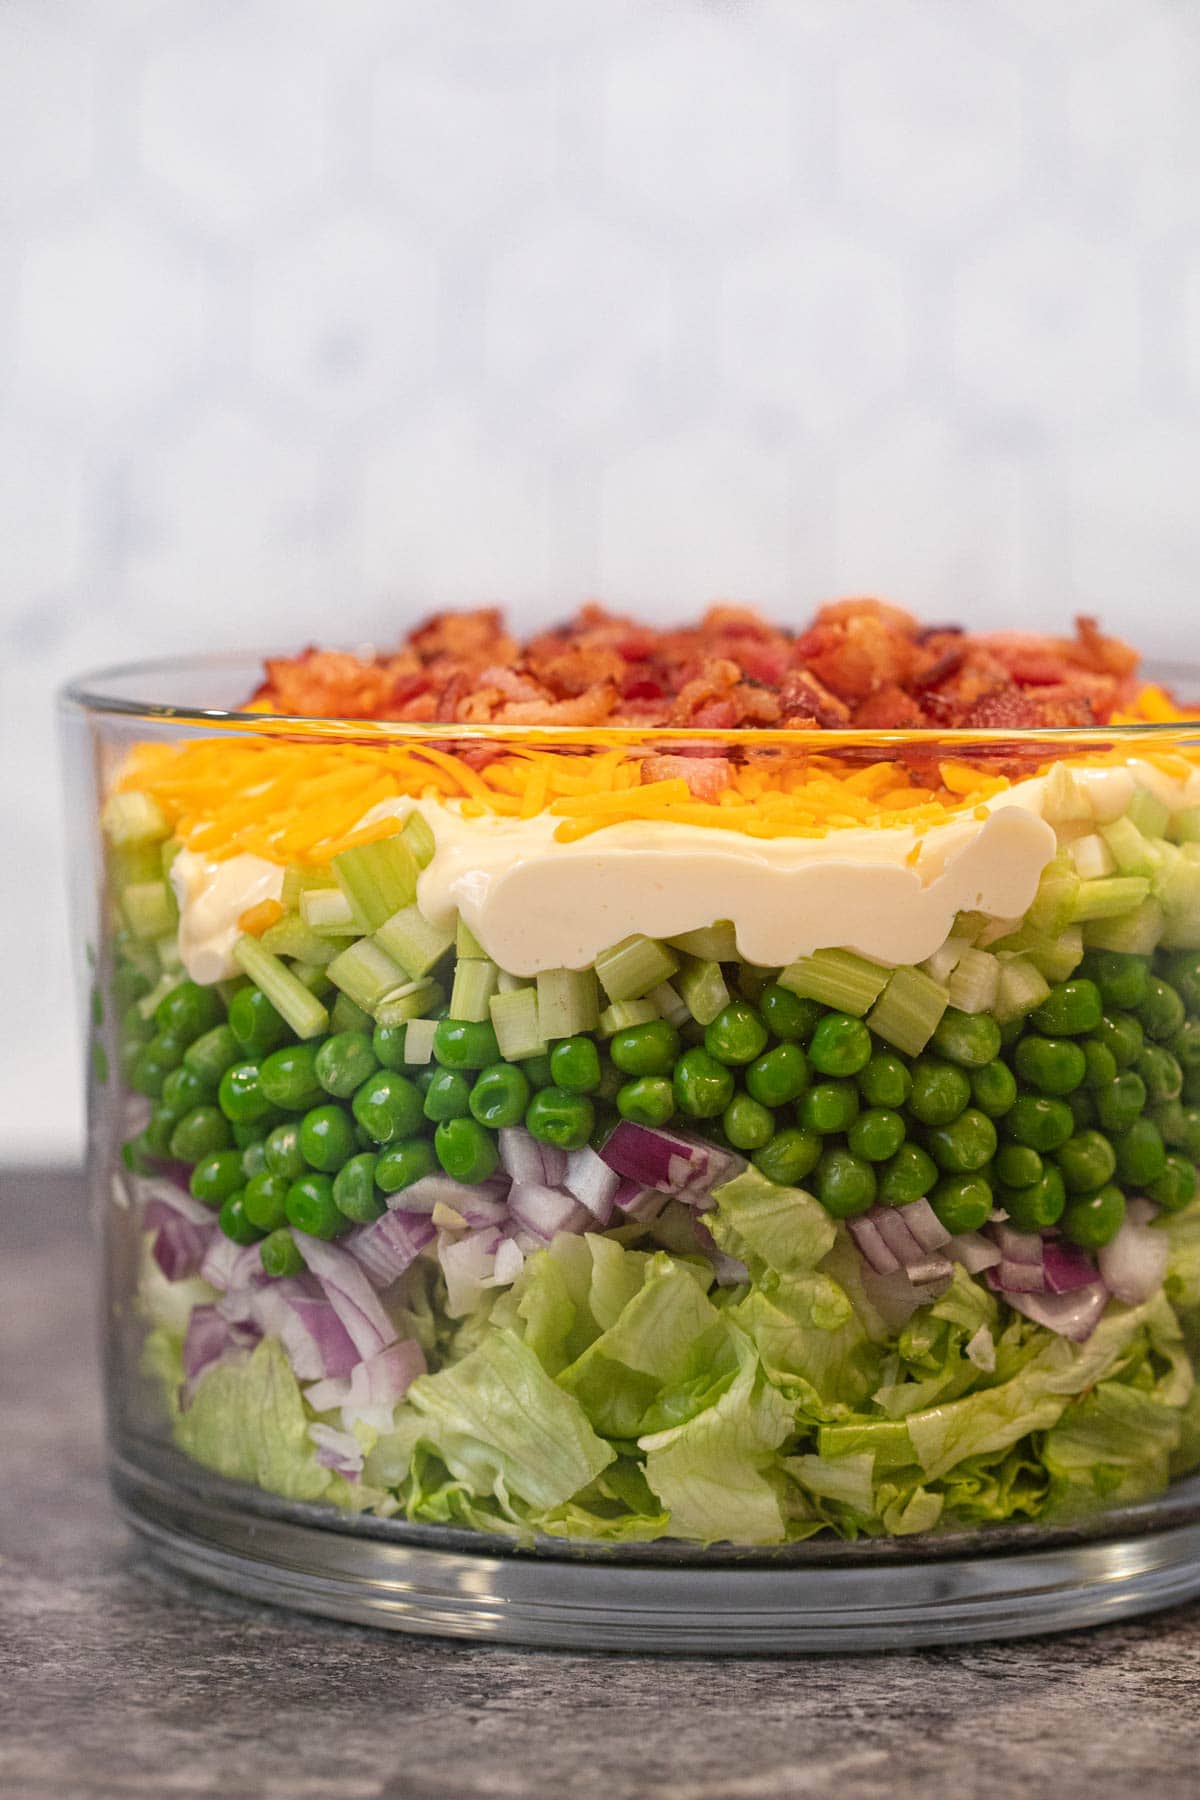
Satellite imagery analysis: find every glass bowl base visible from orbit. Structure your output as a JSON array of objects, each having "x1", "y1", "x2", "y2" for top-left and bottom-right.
[{"x1": 111, "y1": 1449, "x2": 1200, "y2": 1653}]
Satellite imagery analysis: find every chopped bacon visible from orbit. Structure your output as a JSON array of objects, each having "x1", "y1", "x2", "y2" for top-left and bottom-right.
[{"x1": 642, "y1": 754, "x2": 731, "y2": 800}]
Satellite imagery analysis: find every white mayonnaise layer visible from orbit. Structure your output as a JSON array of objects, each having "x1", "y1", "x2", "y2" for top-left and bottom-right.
[{"x1": 166, "y1": 757, "x2": 1200, "y2": 983}]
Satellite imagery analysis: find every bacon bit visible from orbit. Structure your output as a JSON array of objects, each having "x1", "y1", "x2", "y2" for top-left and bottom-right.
[
  {"x1": 641, "y1": 754, "x2": 731, "y2": 800},
  {"x1": 238, "y1": 897, "x2": 285, "y2": 936}
]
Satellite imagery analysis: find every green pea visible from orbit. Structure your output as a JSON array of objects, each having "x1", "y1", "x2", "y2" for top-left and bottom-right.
[
  {"x1": 594, "y1": 1058, "x2": 625, "y2": 1103},
  {"x1": 722, "y1": 1094, "x2": 775, "y2": 1151},
  {"x1": 154, "y1": 978, "x2": 224, "y2": 1044},
  {"x1": 1148, "y1": 1153, "x2": 1198, "y2": 1214},
  {"x1": 808, "y1": 1012, "x2": 872, "y2": 1078},
  {"x1": 228, "y1": 985, "x2": 291, "y2": 1055},
  {"x1": 798, "y1": 1079, "x2": 859, "y2": 1135},
  {"x1": 925, "y1": 1107, "x2": 997, "y2": 1174},
  {"x1": 189, "y1": 1148, "x2": 245, "y2": 1207},
  {"x1": 1032, "y1": 979, "x2": 1103, "y2": 1037},
  {"x1": 909, "y1": 1056, "x2": 971, "y2": 1127},
  {"x1": 130, "y1": 1031, "x2": 187, "y2": 1097},
  {"x1": 372, "y1": 1023, "x2": 410, "y2": 1070},
  {"x1": 1137, "y1": 1044, "x2": 1183, "y2": 1104},
  {"x1": 1055, "y1": 1129, "x2": 1117, "y2": 1194},
  {"x1": 298, "y1": 1104, "x2": 356, "y2": 1173},
  {"x1": 1186, "y1": 1067, "x2": 1200, "y2": 1107},
  {"x1": 847, "y1": 1107, "x2": 906, "y2": 1162},
  {"x1": 1113, "y1": 1117, "x2": 1167, "y2": 1185},
  {"x1": 1001, "y1": 1165, "x2": 1066, "y2": 1231},
  {"x1": 285, "y1": 1173, "x2": 346, "y2": 1239},
  {"x1": 353, "y1": 1070, "x2": 425, "y2": 1143},
  {"x1": 1095, "y1": 1071, "x2": 1147, "y2": 1134},
  {"x1": 121, "y1": 1130, "x2": 156, "y2": 1174},
  {"x1": 144, "y1": 1104, "x2": 180, "y2": 1157},
  {"x1": 1006, "y1": 1093, "x2": 1075, "y2": 1152},
  {"x1": 931, "y1": 1009, "x2": 1002, "y2": 1069},
  {"x1": 161, "y1": 1063, "x2": 215, "y2": 1115},
  {"x1": 745, "y1": 1042, "x2": 810, "y2": 1108},
  {"x1": 260, "y1": 1228, "x2": 305, "y2": 1278},
  {"x1": 995, "y1": 1143, "x2": 1043, "y2": 1189},
  {"x1": 315, "y1": 1031, "x2": 379, "y2": 1099},
  {"x1": 435, "y1": 1116, "x2": 502, "y2": 1181},
  {"x1": 264, "y1": 1121, "x2": 307, "y2": 1182},
  {"x1": 240, "y1": 1138, "x2": 269, "y2": 1179},
  {"x1": 704, "y1": 1002, "x2": 769, "y2": 1068},
  {"x1": 522, "y1": 1053, "x2": 554, "y2": 1089},
  {"x1": 330, "y1": 992, "x2": 373, "y2": 1035},
  {"x1": 673, "y1": 1048, "x2": 736, "y2": 1120},
  {"x1": 1170, "y1": 1019, "x2": 1200, "y2": 1071},
  {"x1": 332, "y1": 1152, "x2": 386, "y2": 1223},
  {"x1": 549, "y1": 1036, "x2": 603, "y2": 1093},
  {"x1": 760, "y1": 983, "x2": 823, "y2": 1042},
  {"x1": 375, "y1": 1138, "x2": 437, "y2": 1194},
  {"x1": 218, "y1": 1191, "x2": 262, "y2": 1246},
  {"x1": 1095, "y1": 1010, "x2": 1144, "y2": 1069},
  {"x1": 1159, "y1": 950, "x2": 1200, "y2": 1014},
  {"x1": 1013, "y1": 1035, "x2": 1087, "y2": 1096},
  {"x1": 524, "y1": 1087, "x2": 594, "y2": 1151},
  {"x1": 433, "y1": 1018, "x2": 501, "y2": 1071},
  {"x1": 470, "y1": 1062, "x2": 532, "y2": 1129},
  {"x1": 1079, "y1": 950, "x2": 1149, "y2": 1011},
  {"x1": 1067, "y1": 1088, "x2": 1098, "y2": 1131},
  {"x1": 1061, "y1": 1184, "x2": 1126, "y2": 1249},
  {"x1": 930, "y1": 1174, "x2": 993, "y2": 1234},
  {"x1": 422, "y1": 1068, "x2": 472, "y2": 1122},
  {"x1": 877, "y1": 1143, "x2": 938, "y2": 1206},
  {"x1": 257, "y1": 1044, "x2": 323, "y2": 1111},
  {"x1": 1082, "y1": 1038, "x2": 1119, "y2": 1089},
  {"x1": 1151, "y1": 1099, "x2": 1188, "y2": 1147},
  {"x1": 169, "y1": 1104, "x2": 233, "y2": 1161},
  {"x1": 815, "y1": 1148, "x2": 876, "y2": 1218},
  {"x1": 242, "y1": 1171, "x2": 291, "y2": 1232},
  {"x1": 1138, "y1": 975, "x2": 1185, "y2": 1042},
  {"x1": 751, "y1": 1127, "x2": 821, "y2": 1186},
  {"x1": 1172, "y1": 1105, "x2": 1200, "y2": 1161},
  {"x1": 183, "y1": 1023, "x2": 240, "y2": 1085},
  {"x1": 858, "y1": 1051, "x2": 912, "y2": 1109},
  {"x1": 617, "y1": 1077, "x2": 676, "y2": 1128}
]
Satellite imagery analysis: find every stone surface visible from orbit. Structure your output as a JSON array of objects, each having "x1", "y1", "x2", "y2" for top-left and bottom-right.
[{"x1": 4, "y1": 1167, "x2": 1200, "y2": 1800}]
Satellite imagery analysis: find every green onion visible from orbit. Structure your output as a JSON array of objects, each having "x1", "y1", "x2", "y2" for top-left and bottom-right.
[
  {"x1": 778, "y1": 947, "x2": 889, "y2": 1015},
  {"x1": 947, "y1": 947, "x2": 1001, "y2": 1014},
  {"x1": 599, "y1": 998, "x2": 660, "y2": 1036},
  {"x1": 403, "y1": 1018, "x2": 438, "y2": 1064},
  {"x1": 449, "y1": 957, "x2": 500, "y2": 1022},
  {"x1": 122, "y1": 879, "x2": 178, "y2": 942},
  {"x1": 332, "y1": 833, "x2": 419, "y2": 930},
  {"x1": 102, "y1": 789, "x2": 169, "y2": 846},
  {"x1": 1126, "y1": 786, "x2": 1170, "y2": 840},
  {"x1": 326, "y1": 938, "x2": 409, "y2": 1012},
  {"x1": 375, "y1": 979, "x2": 443, "y2": 1027},
  {"x1": 299, "y1": 886, "x2": 360, "y2": 935},
  {"x1": 374, "y1": 904, "x2": 455, "y2": 979},
  {"x1": 1083, "y1": 896, "x2": 1166, "y2": 955},
  {"x1": 675, "y1": 955, "x2": 731, "y2": 1025},
  {"x1": 258, "y1": 912, "x2": 340, "y2": 966},
  {"x1": 666, "y1": 921, "x2": 738, "y2": 961},
  {"x1": 536, "y1": 968, "x2": 600, "y2": 1039},
  {"x1": 402, "y1": 811, "x2": 436, "y2": 869},
  {"x1": 650, "y1": 980, "x2": 690, "y2": 1028},
  {"x1": 994, "y1": 956, "x2": 1052, "y2": 1024},
  {"x1": 490, "y1": 988, "x2": 548, "y2": 1060},
  {"x1": 866, "y1": 966, "x2": 948, "y2": 1055},
  {"x1": 232, "y1": 936, "x2": 330, "y2": 1038},
  {"x1": 594, "y1": 934, "x2": 679, "y2": 1003},
  {"x1": 456, "y1": 917, "x2": 487, "y2": 959},
  {"x1": 1068, "y1": 874, "x2": 1152, "y2": 922}
]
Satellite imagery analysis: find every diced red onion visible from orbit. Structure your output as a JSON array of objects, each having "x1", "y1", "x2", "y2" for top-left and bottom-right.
[
  {"x1": 387, "y1": 1174, "x2": 508, "y2": 1216},
  {"x1": 449, "y1": 1191, "x2": 509, "y2": 1229},
  {"x1": 1098, "y1": 1216, "x2": 1169, "y2": 1304},
  {"x1": 873, "y1": 1209, "x2": 927, "y2": 1267},
  {"x1": 990, "y1": 1222, "x2": 1044, "y2": 1264},
  {"x1": 293, "y1": 1232, "x2": 399, "y2": 1357},
  {"x1": 613, "y1": 1180, "x2": 669, "y2": 1222},
  {"x1": 848, "y1": 1215, "x2": 901, "y2": 1275},
  {"x1": 987, "y1": 1258, "x2": 1046, "y2": 1294},
  {"x1": 347, "y1": 1340, "x2": 425, "y2": 1425},
  {"x1": 692, "y1": 1218, "x2": 749, "y2": 1286},
  {"x1": 439, "y1": 1226, "x2": 503, "y2": 1317},
  {"x1": 563, "y1": 1146, "x2": 622, "y2": 1224},
  {"x1": 947, "y1": 1231, "x2": 1003, "y2": 1275},
  {"x1": 145, "y1": 1200, "x2": 214, "y2": 1282},
  {"x1": 498, "y1": 1127, "x2": 566, "y2": 1189},
  {"x1": 308, "y1": 1422, "x2": 364, "y2": 1478},
  {"x1": 896, "y1": 1196, "x2": 952, "y2": 1252},
  {"x1": 1004, "y1": 1282, "x2": 1109, "y2": 1342},
  {"x1": 507, "y1": 1183, "x2": 592, "y2": 1242},
  {"x1": 1042, "y1": 1240, "x2": 1099, "y2": 1295},
  {"x1": 861, "y1": 1265, "x2": 932, "y2": 1331},
  {"x1": 181, "y1": 1304, "x2": 258, "y2": 1384},
  {"x1": 253, "y1": 1281, "x2": 359, "y2": 1380},
  {"x1": 1126, "y1": 1197, "x2": 1158, "y2": 1228},
  {"x1": 303, "y1": 1373, "x2": 351, "y2": 1415},
  {"x1": 509, "y1": 1226, "x2": 549, "y2": 1255},
  {"x1": 139, "y1": 1179, "x2": 213, "y2": 1226},
  {"x1": 598, "y1": 1121, "x2": 740, "y2": 1204},
  {"x1": 199, "y1": 1233, "x2": 251, "y2": 1293},
  {"x1": 905, "y1": 1253, "x2": 955, "y2": 1287},
  {"x1": 490, "y1": 1237, "x2": 525, "y2": 1286},
  {"x1": 344, "y1": 1210, "x2": 435, "y2": 1288}
]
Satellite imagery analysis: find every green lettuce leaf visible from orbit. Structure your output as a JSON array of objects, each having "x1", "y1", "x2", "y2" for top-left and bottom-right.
[
  {"x1": 730, "y1": 1271, "x2": 881, "y2": 1420},
  {"x1": 174, "y1": 1338, "x2": 334, "y2": 1503},
  {"x1": 1042, "y1": 1380, "x2": 1183, "y2": 1514},
  {"x1": 707, "y1": 1169, "x2": 837, "y2": 1277}
]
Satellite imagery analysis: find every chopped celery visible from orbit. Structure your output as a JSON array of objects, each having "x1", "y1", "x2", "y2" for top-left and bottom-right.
[
  {"x1": 1157, "y1": 850, "x2": 1200, "y2": 916},
  {"x1": 778, "y1": 948, "x2": 889, "y2": 1015},
  {"x1": 536, "y1": 968, "x2": 600, "y2": 1039},
  {"x1": 281, "y1": 865, "x2": 337, "y2": 908},
  {"x1": 299, "y1": 886, "x2": 360, "y2": 936},
  {"x1": 375, "y1": 980, "x2": 443, "y2": 1028},
  {"x1": 157, "y1": 934, "x2": 184, "y2": 973},
  {"x1": 921, "y1": 935, "x2": 968, "y2": 986},
  {"x1": 650, "y1": 980, "x2": 690, "y2": 1028},
  {"x1": 1026, "y1": 857, "x2": 1080, "y2": 935},
  {"x1": 112, "y1": 841, "x2": 165, "y2": 890},
  {"x1": 374, "y1": 904, "x2": 455, "y2": 979},
  {"x1": 594, "y1": 934, "x2": 679, "y2": 1003},
  {"x1": 402, "y1": 811, "x2": 436, "y2": 870},
  {"x1": 866, "y1": 966, "x2": 947, "y2": 1055},
  {"x1": 291, "y1": 962, "x2": 334, "y2": 998},
  {"x1": 330, "y1": 991, "x2": 373, "y2": 1034},
  {"x1": 994, "y1": 957, "x2": 1052, "y2": 1025},
  {"x1": 136, "y1": 971, "x2": 185, "y2": 1022},
  {"x1": 1170, "y1": 806, "x2": 1200, "y2": 846},
  {"x1": 102, "y1": 789, "x2": 169, "y2": 846},
  {"x1": 1068, "y1": 875, "x2": 1151, "y2": 922},
  {"x1": 122, "y1": 879, "x2": 178, "y2": 942},
  {"x1": 259, "y1": 912, "x2": 339, "y2": 966},
  {"x1": 599, "y1": 998, "x2": 660, "y2": 1036},
  {"x1": 1028, "y1": 926, "x2": 1084, "y2": 984},
  {"x1": 326, "y1": 938, "x2": 410, "y2": 1013},
  {"x1": 1042, "y1": 761, "x2": 1092, "y2": 824},
  {"x1": 332, "y1": 833, "x2": 419, "y2": 931},
  {"x1": 403, "y1": 1017, "x2": 438, "y2": 1064},
  {"x1": 490, "y1": 988, "x2": 548, "y2": 1060},
  {"x1": 666, "y1": 921, "x2": 738, "y2": 961},
  {"x1": 947, "y1": 947, "x2": 1001, "y2": 1014},
  {"x1": 1083, "y1": 897, "x2": 1166, "y2": 956},
  {"x1": 160, "y1": 839, "x2": 181, "y2": 881},
  {"x1": 456, "y1": 917, "x2": 487, "y2": 959},
  {"x1": 496, "y1": 970, "x2": 533, "y2": 994},
  {"x1": 450, "y1": 957, "x2": 500, "y2": 1022},
  {"x1": 232, "y1": 937, "x2": 330, "y2": 1039},
  {"x1": 1098, "y1": 816, "x2": 1160, "y2": 879},
  {"x1": 1125, "y1": 786, "x2": 1170, "y2": 840},
  {"x1": 675, "y1": 955, "x2": 731, "y2": 1026},
  {"x1": 1069, "y1": 833, "x2": 1116, "y2": 881}
]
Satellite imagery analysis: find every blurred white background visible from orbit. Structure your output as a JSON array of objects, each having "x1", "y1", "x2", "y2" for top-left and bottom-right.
[{"x1": 4, "y1": 0, "x2": 1200, "y2": 1160}]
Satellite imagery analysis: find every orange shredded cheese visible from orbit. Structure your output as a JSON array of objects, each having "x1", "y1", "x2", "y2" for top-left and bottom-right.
[{"x1": 238, "y1": 897, "x2": 286, "y2": 936}]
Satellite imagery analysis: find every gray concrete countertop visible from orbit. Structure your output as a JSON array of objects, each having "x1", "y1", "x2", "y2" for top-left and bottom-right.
[{"x1": 5, "y1": 1167, "x2": 1200, "y2": 1800}]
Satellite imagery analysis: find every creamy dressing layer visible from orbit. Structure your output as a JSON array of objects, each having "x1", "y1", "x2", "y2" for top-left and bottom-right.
[{"x1": 165, "y1": 758, "x2": 1200, "y2": 984}]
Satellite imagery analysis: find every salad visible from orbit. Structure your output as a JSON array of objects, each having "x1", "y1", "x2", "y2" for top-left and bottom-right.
[{"x1": 99, "y1": 600, "x2": 1200, "y2": 1545}]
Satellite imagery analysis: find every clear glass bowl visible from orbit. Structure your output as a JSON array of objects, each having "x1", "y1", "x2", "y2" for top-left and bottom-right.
[{"x1": 61, "y1": 653, "x2": 1200, "y2": 1649}]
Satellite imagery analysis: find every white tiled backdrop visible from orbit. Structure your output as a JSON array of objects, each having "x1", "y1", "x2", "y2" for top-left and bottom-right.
[{"x1": 4, "y1": 0, "x2": 1200, "y2": 1160}]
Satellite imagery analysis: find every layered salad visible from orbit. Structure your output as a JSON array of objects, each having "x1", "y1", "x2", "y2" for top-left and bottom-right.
[{"x1": 99, "y1": 600, "x2": 1200, "y2": 1544}]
